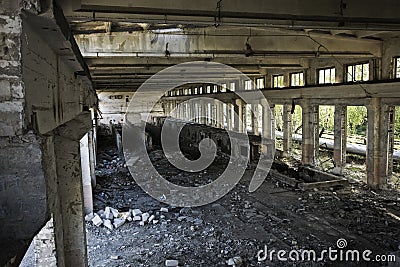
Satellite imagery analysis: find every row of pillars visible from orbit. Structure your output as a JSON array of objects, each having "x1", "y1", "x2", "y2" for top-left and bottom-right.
[
  {"x1": 164, "y1": 99, "x2": 274, "y2": 138},
  {"x1": 165, "y1": 98, "x2": 395, "y2": 188}
]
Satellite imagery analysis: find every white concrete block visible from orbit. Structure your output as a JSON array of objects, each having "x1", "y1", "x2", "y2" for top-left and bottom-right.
[
  {"x1": 110, "y1": 207, "x2": 119, "y2": 217},
  {"x1": 160, "y1": 207, "x2": 169, "y2": 213},
  {"x1": 165, "y1": 259, "x2": 179, "y2": 266},
  {"x1": 148, "y1": 215, "x2": 155, "y2": 223},
  {"x1": 104, "y1": 207, "x2": 113, "y2": 220},
  {"x1": 104, "y1": 219, "x2": 113, "y2": 230},
  {"x1": 113, "y1": 218, "x2": 125, "y2": 228},
  {"x1": 153, "y1": 220, "x2": 159, "y2": 224},
  {"x1": 91, "y1": 214, "x2": 103, "y2": 227},
  {"x1": 132, "y1": 209, "x2": 142, "y2": 216},
  {"x1": 133, "y1": 216, "x2": 141, "y2": 221},
  {"x1": 139, "y1": 221, "x2": 145, "y2": 226},
  {"x1": 141, "y1": 212, "x2": 150, "y2": 222}
]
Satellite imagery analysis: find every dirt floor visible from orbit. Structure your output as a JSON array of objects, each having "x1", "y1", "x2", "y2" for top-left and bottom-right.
[{"x1": 86, "y1": 135, "x2": 400, "y2": 267}]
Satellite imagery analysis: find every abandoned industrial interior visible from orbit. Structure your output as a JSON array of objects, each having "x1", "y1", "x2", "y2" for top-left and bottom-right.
[{"x1": 2, "y1": 0, "x2": 400, "y2": 266}]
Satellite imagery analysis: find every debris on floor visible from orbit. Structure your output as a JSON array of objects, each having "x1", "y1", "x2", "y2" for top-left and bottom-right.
[{"x1": 86, "y1": 135, "x2": 400, "y2": 266}]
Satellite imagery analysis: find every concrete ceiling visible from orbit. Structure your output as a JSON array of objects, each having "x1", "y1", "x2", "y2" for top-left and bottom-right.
[{"x1": 56, "y1": 0, "x2": 400, "y2": 91}]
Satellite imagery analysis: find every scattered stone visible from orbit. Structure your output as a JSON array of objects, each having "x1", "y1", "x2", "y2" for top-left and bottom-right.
[
  {"x1": 160, "y1": 207, "x2": 169, "y2": 213},
  {"x1": 227, "y1": 256, "x2": 243, "y2": 266},
  {"x1": 110, "y1": 255, "x2": 120, "y2": 260},
  {"x1": 153, "y1": 220, "x2": 159, "y2": 224},
  {"x1": 165, "y1": 259, "x2": 179, "y2": 266},
  {"x1": 104, "y1": 207, "x2": 113, "y2": 220},
  {"x1": 92, "y1": 214, "x2": 103, "y2": 227},
  {"x1": 110, "y1": 207, "x2": 119, "y2": 217},
  {"x1": 118, "y1": 211, "x2": 131, "y2": 220},
  {"x1": 113, "y1": 218, "x2": 125, "y2": 228},
  {"x1": 132, "y1": 209, "x2": 142, "y2": 216},
  {"x1": 97, "y1": 209, "x2": 106, "y2": 219},
  {"x1": 104, "y1": 219, "x2": 113, "y2": 230},
  {"x1": 148, "y1": 214, "x2": 155, "y2": 223},
  {"x1": 85, "y1": 213, "x2": 94, "y2": 222},
  {"x1": 142, "y1": 212, "x2": 150, "y2": 222},
  {"x1": 139, "y1": 221, "x2": 145, "y2": 226},
  {"x1": 133, "y1": 216, "x2": 141, "y2": 221}
]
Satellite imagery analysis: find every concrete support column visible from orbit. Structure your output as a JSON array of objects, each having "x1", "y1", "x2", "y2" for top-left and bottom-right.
[
  {"x1": 201, "y1": 100, "x2": 207, "y2": 124},
  {"x1": 261, "y1": 101, "x2": 274, "y2": 140},
  {"x1": 282, "y1": 104, "x2": 293, "y2": 157},
  {"x1": 252, "y1": 103, "x2": 259, "y2": 135},
  {"x1": 233, "y1": 101, "x2": 240, "y2": 132},
  {"x1": 366, "y1": 98, "x2": 390, "y2": 188},
  {"x1": 301, "y1": 100, "x2": 319, "y2": 166},
  {"x1": 215, "y1": 100, "x2": 222, "y2": 127},
  {"x1": 80, "y1": 133, "x2": 93, "y2": 215},
  {"x1": 54, "y1": 134, "x2": 88, "y2": 266},
  {"x1": 189, "y1": 102, "x2": 194, "y2": 122},
  {"x1": 242, "y1": 103, "x2": 247, "y2": 133},
  {"x1": 234, "y1": 99, "x2": 244, "y2": 132},
  {"x1": 88, "y1": 130, "x2": 96, "y2": 187},
  {"x1": 333, "y1": 105, "x2": 347, "y2": 175},
  {"x1": 226, "y1": 103, "x2": 232, "y2": 130},
  {"x1": 388, "y1": 106, "x2": 395, "y2": 176}
]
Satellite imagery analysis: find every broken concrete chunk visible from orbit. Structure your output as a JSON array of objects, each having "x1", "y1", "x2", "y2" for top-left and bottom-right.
[
  {"x1": 153, "y1": 220, "x2": 159, "y2": 224},
  {"x1": 165, "y1": 259, "x2": 179, "y2": 266},
  {"x1": 133, "y1": 216, "x2": 141, "y2": 221},
  {"x1": 92, "y1": 214, "x2": 103, "y2": 227},
  {"x1": 132, "y1": 209, "x2": 142, "y2": 216},
  {"x1": 139, "y1": 221, "x2": 145, "y2": 226},
  {"x1": 227, "y1": 256, "x2": 243, "y2": 266},
  {"x1": 142, "y1": 212, "x2": 150, "y2": 222},
  {"x1": 118, "y1": 211, "x2": 131, "y2": 220},
  {"x1": 160, "y1": 207, "x2": 169, "y2": 213},
  {"x1": 97, "y1": 209, "x2": 106, "y2": 219},
  {"x1": 110, "y1": 207, "x2": 119, "y2": 217},
  {"x1": 104, "y1": 207, "x2": 113, "y2": 220},
  {"x1": 113, "y1": 218, "x2": 125, "y2": 228},
  {"x1": 148, "y1": 214, "x2": 155, "y2": 223},
  {"x1": 104, "y1": 219, "x2": 113, "y2": 230},
  {"x1": 85, "y1": 213, "x2": 94, "y2": 222},
  {"x1": 110, "y1": 255, "x2": 120, "y2": 260}
]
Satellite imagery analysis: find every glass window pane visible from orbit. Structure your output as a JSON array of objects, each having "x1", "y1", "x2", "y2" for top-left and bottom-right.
[{"x1": 319, "y1": 70, "x2": 324, "y2": 84}]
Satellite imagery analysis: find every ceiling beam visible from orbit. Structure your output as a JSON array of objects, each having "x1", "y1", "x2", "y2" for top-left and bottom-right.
[
  {"x1": 74, "y1": 27, "x2": 382, "y2": 58},
  {"x1": 61, "y1": 0, "x2": 400, "y2": 30}
]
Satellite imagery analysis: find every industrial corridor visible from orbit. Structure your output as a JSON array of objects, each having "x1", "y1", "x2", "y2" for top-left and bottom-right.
[{"x1": 1, "y1": 0, "x2": 400, "y2": 266}]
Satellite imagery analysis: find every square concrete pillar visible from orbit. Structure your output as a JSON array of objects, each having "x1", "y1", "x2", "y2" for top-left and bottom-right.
[
  {"x1": 282, "y1": 104, "x2": 293, "y2": 157},
  {"x1": 80, "y1": 133, "x2": 93, "y2": 215},
  {"x1": 201, "y1": 100, "x2": 207, "y2": 124},
  {"x1": 54, "y1": 135, "x2": 89, "y2": 267},
  {"x1": 366, "y1": 98, "x2": 390, "y2": 188},
  {"x1": 333, "y1": 105, "x2": 347, "y2": 175},
  {"x1": 252, "y1": 103, "x2": 259, "y2": 135},
  {"x1": 235, "y1": 99, "x2": 244, "y2": 133},
  {"x1": 301, "y1": 100, "x2": 319, "y2": 166},
  {"x1": 388, "y1": 106, "x2": 395, "y2": 176}
]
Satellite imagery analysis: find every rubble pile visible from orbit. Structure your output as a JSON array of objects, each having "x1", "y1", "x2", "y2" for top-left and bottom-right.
[{"x1": 86, "y1": 206, "x2": 171, "y2": 230}]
